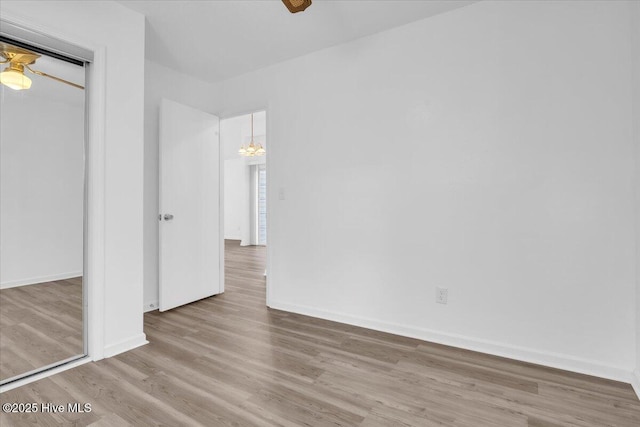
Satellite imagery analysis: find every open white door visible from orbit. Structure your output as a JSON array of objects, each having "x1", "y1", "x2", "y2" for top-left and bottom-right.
[{"x1": 159, "y1": 98, "x2": 221, "y2": 311}]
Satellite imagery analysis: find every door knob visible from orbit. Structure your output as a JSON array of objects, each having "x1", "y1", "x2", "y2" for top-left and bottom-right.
[{"x1": 163, "y1": 214, "x2": 174, "y2": 221}]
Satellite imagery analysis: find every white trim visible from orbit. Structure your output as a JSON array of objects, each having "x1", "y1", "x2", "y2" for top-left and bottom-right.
[
  {"x1": 0, "y1": 357, "x2": 91, "y2": 393},
  {"x1": 86, "y1": 46, "x2": 106, "y2": 362},
  {"x1": 144, "y1": 299, "x2": 159, "y2": 313},
  {"x1": 0, "y1": 20, "x2": 93, "y2": 62},
  {"x1": 103, "y1": 334, "x2": 148, "y2": 358},
  {"x1": 264, "y1": 104, "x2": 272, "y2": 308},
  {"x1": 219, "y1": 120, "x2": 225, "y2": 295},
  {"x1": 269, "y1": 299, "x2": 634, "y2": 384},
  {"x1": 0, "y1": 271, "x2": 83, "y2": 289},
  {"x1": 632, "y1": 370, "x2": 640, "y2": 400}
]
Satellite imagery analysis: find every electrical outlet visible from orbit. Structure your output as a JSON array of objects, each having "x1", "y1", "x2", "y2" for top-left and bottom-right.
[
  {"x1": 436, "y1": 287, "x2": 448, "y2": 304},
  {"x1": 278, "y1": 187, "x2": 286, "y2": 200}
]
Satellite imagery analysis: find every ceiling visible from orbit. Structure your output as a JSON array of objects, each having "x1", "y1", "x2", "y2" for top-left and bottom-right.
[{"x1": 117, "y1": 0, "x2": 476, "y2": 84}]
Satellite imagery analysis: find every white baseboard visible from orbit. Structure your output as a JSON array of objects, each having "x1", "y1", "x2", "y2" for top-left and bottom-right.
[
  {"x1": 269, "y1": 300, "x2": 633, "y2": 384},
  {"x1": 632, "y1": 369, "x2": 640, "y2": 400},
  {"x1": 144, "y1": 299, "x2": 159, "y2": 313},
  {"x1": 103, "y1": 333, "x2": 148, "y2": 358},
  {"x1": 1, "y1": 271, "x2": 83, "y2": 289}
]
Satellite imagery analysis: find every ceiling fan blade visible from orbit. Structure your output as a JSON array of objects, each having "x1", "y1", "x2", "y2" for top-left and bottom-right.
[{"x1": 24, "y1": 65, "x2": 84, "y2": 90}]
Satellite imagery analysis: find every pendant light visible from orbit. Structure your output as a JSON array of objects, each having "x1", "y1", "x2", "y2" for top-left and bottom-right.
[
  {"x1": 238, "y1": 113, "x2": 265, "y2": 157},
  {"x1": 0, "y1": 63, "x2": 32, "y2": 90}
]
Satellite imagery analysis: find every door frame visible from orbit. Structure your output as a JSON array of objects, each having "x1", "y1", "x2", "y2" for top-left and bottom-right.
[
  {"x1": 219, "y1": 107, "x2": 271, "y2": 306},
  {"x1": 0, "y1": 14, "x2": 106, "y2": 392}
]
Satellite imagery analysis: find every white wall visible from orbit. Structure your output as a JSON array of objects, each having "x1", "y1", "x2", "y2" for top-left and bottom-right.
[
  {"x1": 0, "y1": 0, "x2": 147, "y2": 359},
  {"x1": 223, "y1": 159, "x2": 249, "y2": 241},
  {"x1": 216, "y1": 0, "x2": 637, "y2": 381},
  {"x1": 143, "y1": 60, "x2": 220, "y2": 311},
  {"x1": 0, "y1": 88, "x2": 84, "y2": 288},
  {"x1": 221, "y1": 112, "x2": 266, "y2": 243}
]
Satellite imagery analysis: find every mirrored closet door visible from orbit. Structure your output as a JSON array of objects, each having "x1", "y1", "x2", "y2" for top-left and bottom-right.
[{"x1": 0, "y1": 37, "x2": 87, "y2": 385}]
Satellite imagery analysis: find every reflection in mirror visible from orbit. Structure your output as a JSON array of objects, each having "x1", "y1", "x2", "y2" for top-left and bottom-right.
[{"x1": 0, "y1": 41, "x2": 86, "y2": 384}]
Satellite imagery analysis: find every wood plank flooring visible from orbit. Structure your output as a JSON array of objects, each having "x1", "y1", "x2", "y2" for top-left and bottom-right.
[
  {"x1": 1, "y1": 240, "x2": 639, "y2": 426},
  {"x1": 0, "y1": 277, "x2": 83, "y2": 381}
]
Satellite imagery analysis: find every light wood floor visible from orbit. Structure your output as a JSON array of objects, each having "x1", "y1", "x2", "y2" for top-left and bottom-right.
[
  {"x1": 1, "y1": 241, "x2": 639, "y2": 426},
  {"x1": 0, "y1": 277, "x2": 83, "y2": 382}
]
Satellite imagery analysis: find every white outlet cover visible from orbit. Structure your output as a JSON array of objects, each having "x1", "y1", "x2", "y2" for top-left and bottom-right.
[{"x1": 436, "y1": 287, "x2": 448, "y2": 304}]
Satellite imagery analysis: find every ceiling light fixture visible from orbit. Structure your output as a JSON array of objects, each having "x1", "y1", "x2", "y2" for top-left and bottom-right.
[
  {"x1": 239, "y1": 113, "x2": 265, "y2": 157},
  {"x1": 282, "y1": 0, "x2": 312, "y2": 14},
  {"x1": 0, "y1": 63, "x2": 31, "y2": 90},
  {"x1": 0, "y1": 42, "x2": 84, "y2": 91}
]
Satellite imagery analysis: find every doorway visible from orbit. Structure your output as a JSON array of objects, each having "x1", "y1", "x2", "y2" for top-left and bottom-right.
[{"x1": 220, "y1": 110, "x2": 267, "y2": 296}]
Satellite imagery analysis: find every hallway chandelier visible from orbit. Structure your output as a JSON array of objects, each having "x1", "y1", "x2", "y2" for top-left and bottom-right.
[{"x1": 238, "y1": 113, "x2": 265, "y2": 157}]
